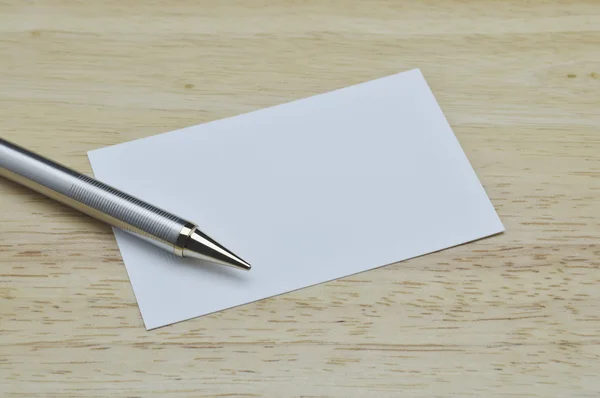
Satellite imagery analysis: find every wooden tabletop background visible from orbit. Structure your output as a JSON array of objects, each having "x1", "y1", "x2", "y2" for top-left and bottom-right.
[{"x1": 1, "y1": 1, "x2": 599, "y2": 397}]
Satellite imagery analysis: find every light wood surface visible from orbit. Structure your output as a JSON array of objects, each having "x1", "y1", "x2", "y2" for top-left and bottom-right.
[{"x1": 2, "y1": 1, "x2": 600, "y2": 397}]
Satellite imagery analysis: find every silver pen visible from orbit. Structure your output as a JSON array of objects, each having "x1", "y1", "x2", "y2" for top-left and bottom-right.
[{"x1": 0, "y1": 137, "x2": 251, "y2": 271}]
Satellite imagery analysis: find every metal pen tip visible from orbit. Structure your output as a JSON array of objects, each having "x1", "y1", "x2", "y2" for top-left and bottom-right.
[{"x1": 182, "y1": 228, "x2": 251, "y2": 271}]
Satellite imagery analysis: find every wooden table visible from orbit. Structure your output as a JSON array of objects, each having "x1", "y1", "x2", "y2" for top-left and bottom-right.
[{"x1": 1, "y1": 1, "x2": 599, "y2": 397}]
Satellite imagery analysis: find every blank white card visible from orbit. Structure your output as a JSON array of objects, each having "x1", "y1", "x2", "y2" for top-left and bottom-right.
[{"x1": 88, "y1": 69, "x2": 504, "y2": 329}]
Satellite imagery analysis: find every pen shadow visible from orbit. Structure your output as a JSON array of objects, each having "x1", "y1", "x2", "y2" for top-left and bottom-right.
[
  {"x1": 150, "y1": 242, "x2": 249, "y2": 284},
  {"x1": 1, "y1": 177, "x2": 249, "y2": 283},
  {"x1": 180, "y1": 257, "x2": 249, "y2": 283}
]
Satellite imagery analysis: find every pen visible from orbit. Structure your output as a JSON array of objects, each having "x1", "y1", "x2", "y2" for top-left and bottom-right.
[{"x1": 0, "y1": 137, "x2": 251, "y2": 271}]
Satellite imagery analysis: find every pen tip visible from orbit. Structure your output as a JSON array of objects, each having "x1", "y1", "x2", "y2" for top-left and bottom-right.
[{"x1": 182, "y1": 229, "x2": 251, "y2": 271}]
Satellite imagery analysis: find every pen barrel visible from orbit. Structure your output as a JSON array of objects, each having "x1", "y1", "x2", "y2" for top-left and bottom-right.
[{"x1": 0, "y1": 138, "x2": 193, "y2": 254}]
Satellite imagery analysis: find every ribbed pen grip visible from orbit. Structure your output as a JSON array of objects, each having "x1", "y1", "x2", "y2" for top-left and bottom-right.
[{"x1": 69, "y1": 175, "x2": 186, "y2": 244}]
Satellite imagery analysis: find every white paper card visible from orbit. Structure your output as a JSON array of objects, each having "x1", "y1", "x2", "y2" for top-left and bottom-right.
[{"x1": 88, "y1": 69, "x2": 504, "y2": 329}]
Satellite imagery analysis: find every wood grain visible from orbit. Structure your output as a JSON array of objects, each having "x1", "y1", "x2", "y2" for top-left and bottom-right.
[{"x1": 1, "y1": 1, "x2": 599, "y2": 397}]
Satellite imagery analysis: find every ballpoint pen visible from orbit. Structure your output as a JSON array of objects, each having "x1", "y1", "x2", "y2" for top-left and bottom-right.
[{"x1": 0, "y1": 137, "x2": 251, "y2": 271}]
